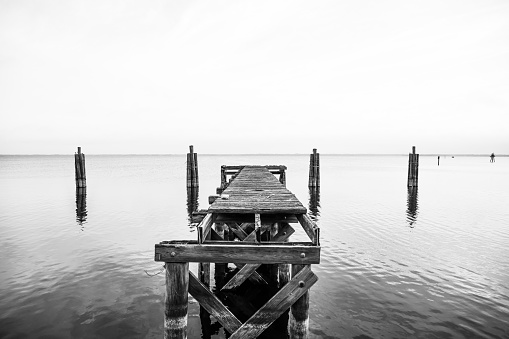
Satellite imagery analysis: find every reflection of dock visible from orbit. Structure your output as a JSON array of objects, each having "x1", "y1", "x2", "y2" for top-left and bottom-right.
[{"x1": 155, "y1": 165, "x2": 320, "y2": 338}]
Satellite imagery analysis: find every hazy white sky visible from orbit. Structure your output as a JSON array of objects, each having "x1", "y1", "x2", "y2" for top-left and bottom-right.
[{"x1": 1, "y1": 0, "x2": 508, "y2": 154}]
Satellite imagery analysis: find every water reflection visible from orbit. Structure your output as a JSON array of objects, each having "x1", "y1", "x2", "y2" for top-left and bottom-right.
[
  {"x1": 186, "y1": 186, "x2": 199, "y2": 225},
  {"x1": 308, "y1": 186, "x2": 321, "y2": 223},
  {"x1": 406, "y1": 187, "x2": 418, "y2": 227},
  {"x1": 75, "y1": 188, "x2": 87, "y2": 228}
]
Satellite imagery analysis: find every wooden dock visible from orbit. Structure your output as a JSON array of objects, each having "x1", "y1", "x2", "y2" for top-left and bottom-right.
[{"x1": 155, "y1": 165, "x2": 321, "y2": 338}]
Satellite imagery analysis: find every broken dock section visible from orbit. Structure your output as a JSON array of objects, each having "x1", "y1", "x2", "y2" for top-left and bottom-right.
[{"x1": 155, "y1": 165, "x2": 321, "y2": 338}]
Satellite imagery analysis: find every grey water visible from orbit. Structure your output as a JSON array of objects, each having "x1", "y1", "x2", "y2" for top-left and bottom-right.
[{"x1": 1, "y1": 154, "x2": 508, "y2": 338}]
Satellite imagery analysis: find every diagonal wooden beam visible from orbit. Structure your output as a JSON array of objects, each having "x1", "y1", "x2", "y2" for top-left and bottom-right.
[
  {"x1": 229, "y1": 265, "x2": 318, "y2": 339},
  {"x1": 231, "y1": 230, "x2": 267, "y2": 286},
  {"x1": 188, "y1": 271, "x2": 242, "y2": 334},
  {"x1": 272, "y1": 222, "x2": 295, "y2": 242},
  {"x1": 221, "y1": 263, "x2": 262, "y2": 291},
  {"x1": 296, "y1": 214, "x2": 319, "y2": 244}
]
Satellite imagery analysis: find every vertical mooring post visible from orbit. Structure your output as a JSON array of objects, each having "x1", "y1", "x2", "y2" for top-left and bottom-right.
[
  {"x1": 407, "y1": 146, "x2": 419, "y2": 187},
  {"x1": 165, "y1": 262, "x2": 189, "y2": 339},
  {"x1": 75, "y1": 147, "x2": 86, "y2": 191},
  {"x1": 308, "y1": 149, "x2": 320, "y2": 188},
  {"x1": 186, "y1": 145, "x2": 199, "y2": 188},
  {"x1": 289, "y1": 264, "x2": 310, "y2": 338}
]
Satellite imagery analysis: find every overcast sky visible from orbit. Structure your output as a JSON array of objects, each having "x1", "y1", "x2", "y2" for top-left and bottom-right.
[{"x1": 1, "y1": 0, "x2": 508, "y2": 154}]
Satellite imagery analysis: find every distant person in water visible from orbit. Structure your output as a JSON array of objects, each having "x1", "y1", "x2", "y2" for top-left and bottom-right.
[
  {"x1": 490, "y1": 153, "x2": 495, "y2": 163},
  {"x1": 438, "y1": 155, "x2": 440, "y2": 166}
]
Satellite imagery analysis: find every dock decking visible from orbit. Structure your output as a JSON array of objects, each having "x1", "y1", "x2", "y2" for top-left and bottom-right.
[{"x1": 155, "y1": 164, "x2": 320, "y2": 338}]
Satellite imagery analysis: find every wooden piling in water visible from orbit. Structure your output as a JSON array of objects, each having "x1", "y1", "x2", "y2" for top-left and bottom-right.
[
  {"x1": 187, "y1": 145, "x2": 199, "y2": 188},
  {"x1": 165, "y1": 262, "x2": 189, "y2": 339},
  {"x1": 407, "y1": 146, "x2": 419, "y2": 187},
  {"x1": 289, "y1": 264, "x2": 310, "y2": 339},
  {"x1": 74, "y1": 147, "x2": 86, "y2": 190},
  {"x1": 308, "y1": 149, "x2": 320, "y2": 188}
]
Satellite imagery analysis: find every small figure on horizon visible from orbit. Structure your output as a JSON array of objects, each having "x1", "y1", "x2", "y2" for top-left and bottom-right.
[
  {"x1": 490, "y1": 153, "x2": 495, "y2": 163},
  {"x1": 438, "y1": 155, "x2": 440, "y2": 166}
]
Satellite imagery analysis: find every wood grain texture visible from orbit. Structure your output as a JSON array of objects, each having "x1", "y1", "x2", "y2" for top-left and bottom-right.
[
  {"x1": 155, "y1": 243, "x2": 320, "y2": 264},
  {"x1": 208, "y1": 166, "x2": 306, "y2": 214},
  {"x1": 188, "y1": 272, "x2": 243, "y2": 334},
  {"x1": 165, "y1": 263, "x2": 189, "y2": 339},
  {"x1": 229, "y1": 265, "x2": 318, "y2": 339}
]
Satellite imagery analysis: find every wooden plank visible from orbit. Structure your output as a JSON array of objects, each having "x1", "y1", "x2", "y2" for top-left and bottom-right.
[
  {"x1": 188, "y1": 271, "x2": 242, "y2": 334},
  {"x1": 221, "y1": 264, "x2": 262, "y2": 291},
  {"x1": 229, "y1": 265, "x2": 318, "y2": 339},
  {"x1": 198, "y1": 213, "x2": 214, "y2": 241},
  {"x1": 215, "y1": 214, "x2": 298, "y2": 224},
  {"x1": 296, "y1": 214, "x2": 318, "y2": 243},
  {"x1": 155, "y1": 243, "x2": 320, "y2": 264},
  {"x1": 272, "y1": 222, "x2": 295, "y2": 242}
]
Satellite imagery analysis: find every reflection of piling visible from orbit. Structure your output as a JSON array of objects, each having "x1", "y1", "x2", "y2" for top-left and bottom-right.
[
  {"x1": 187, "y1": 186, "x2": 199, "y2": 222},
  {"x1": 308, "y1": 187, "x2": 320, "y2": 222},
  {"x1": 187, "y1": 145, "x2": 199, "y2": 188},
  {"x1": 308, "y1": 149, "x2": 320, "y2": 188},
  {"x1": 407, "y1": 146, "x2": 419, "y2": 187},
  {"x1": 74, "y1": 147, "x2": 86, "y2": 190},
  {"x1": 406, "y1": 187, "x2": 418, "y2": 227},
  {"x1": 76, "y1": 188, "x2": 87, "y2": 226}
]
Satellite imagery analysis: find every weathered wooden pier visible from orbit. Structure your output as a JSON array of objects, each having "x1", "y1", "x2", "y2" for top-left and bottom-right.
[{"x1": 155, "y1": 164, "x2": 320, "y2": 338}]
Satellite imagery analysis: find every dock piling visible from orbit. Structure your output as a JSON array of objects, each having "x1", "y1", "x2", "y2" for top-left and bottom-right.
[
  {"x1": 308, "y1": 149, "x2": 320, "y2": 188},
  {"x1": 289, "y1": 264, "x2": 310, "y2": 338},
  {"x1": 407, "y1": 146, "x2": 419, "y2": 187},
  {"x1": 165, "y1": 262, "x2": 189, "y2": 339},
  {"x1": 74, "y1": 147, "x2": 86, "y2": 191},
  {"x1": 187, "y1": 145, "x2": 199, "y2": 188}
]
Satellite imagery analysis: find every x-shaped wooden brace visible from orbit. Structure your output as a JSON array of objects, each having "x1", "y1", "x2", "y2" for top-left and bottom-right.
[
  {"x1": 189, "y1": 264, "x2": 317, "y2": 339},
  {"x1": 221, "y1": 221, "x2": 295, "y2": 291}
]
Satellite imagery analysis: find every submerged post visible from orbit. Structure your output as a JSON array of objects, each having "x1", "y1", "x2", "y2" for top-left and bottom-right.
[
  {"x1": 186, "y1": 145, "x2": 199, "y2": 188},
  {"x1": 165, "y1": 262, "x2": 189, "y2": 339},
  {"x1": 407, "y1": 146, "x2": 419, "y2": 187},
  {"x1": 308, "y1": 149, "x2": 320, "y2": 188},
  {"x1": 75, "y1": 147, "x2": 86, "y2": 191}
]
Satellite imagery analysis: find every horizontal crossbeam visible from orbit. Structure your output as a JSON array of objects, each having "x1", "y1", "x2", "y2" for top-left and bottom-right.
[{"x1": 155, "y1": 241, "x2": 320, "y2": 264}]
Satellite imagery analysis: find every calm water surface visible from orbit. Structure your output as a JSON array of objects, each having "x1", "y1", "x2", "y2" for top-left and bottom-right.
[{"x1": 1, "y1": 154, "x2": 508, "y2": 338}]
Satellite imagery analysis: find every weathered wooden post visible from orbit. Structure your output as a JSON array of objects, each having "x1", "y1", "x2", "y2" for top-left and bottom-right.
[
  {"x1": 407, "y1": 146, "x2": 419, "y2": 187},
  {"x1": 75, "y1": 147, "x2": 86, "y2": 191},
  {"x1": 308, "y1": 149, "x2": 320, "y2": 188},
  {"x1": 165, "y1": 262, "x2": 189, "y2": 339},
  {"x1": 289, "y1": 264, "x2": 310, "y2": 338},
  {"x1": 187, "y1": 145, "x2": 199, "y2": 188}
]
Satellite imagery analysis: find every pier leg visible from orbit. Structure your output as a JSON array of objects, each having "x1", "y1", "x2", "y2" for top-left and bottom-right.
[
  {"x1": 308, "y1": 149, "x2": 320, "y2": 188},
  {"x1": 74, "y1": 147, "x2": 86, "y2": 190},
  {"x1": 407, "y1": 146, "x2": 419, "y2": 187},
  {"x1": 187, "y1": 145, "x2": 199, "y2": 188},
  {"x1": 289, "y1": 264, "x2": 310, "y2": 339},
  {"x1": 165, "y1": 262, "x2": 189, "y2": 339}
]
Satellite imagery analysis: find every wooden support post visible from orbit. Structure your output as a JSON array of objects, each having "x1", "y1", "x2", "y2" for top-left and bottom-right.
[
  {"x1": 186, "y1": 145, "x2": 199, "y2": 188},
  {"x1": 289, "y1": 264, "x2": 310, "y2": 339},
  {"x1": 407, "y1": 146, "x2": 419, "y2": 187},
  {"x1": 279, "y1": 166, "x2": 286, "y2": 187},
  {"x1": 165, "y1": 262, "x2": 189, "y2": 339},
  {"x1": 308, "y1": 149, "x2": 320, "y2": 188},
  {"x1": 74, "y1": 147, "x2": 86, "y2": 191}
]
